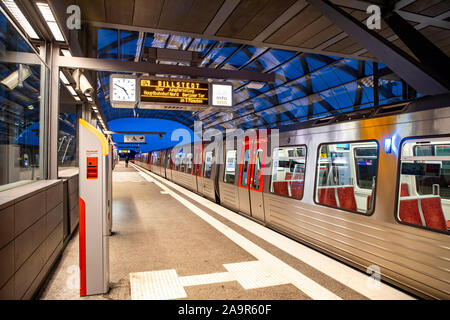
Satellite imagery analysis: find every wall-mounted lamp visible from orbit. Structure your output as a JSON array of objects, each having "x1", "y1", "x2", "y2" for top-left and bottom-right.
[
  {"x1": 72, "y1": 69, "x2": 94, "y2": 95},
  {"x1": 0, "y1": 64, "x2": 32, "y2": 90}
]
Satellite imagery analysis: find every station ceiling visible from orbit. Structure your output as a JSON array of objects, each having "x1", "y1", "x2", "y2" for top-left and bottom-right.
[
  {"x1": 65, "y1": 0, "x2": 449, "y2": 131},
  {"x1": 95, "y1": 29, "x2": 402, "y2": 131},
  {"x1": 68, "y1": 0, "x2": 450, "y2": 60}
]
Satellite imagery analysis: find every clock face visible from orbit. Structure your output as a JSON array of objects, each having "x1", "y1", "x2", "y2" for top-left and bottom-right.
[{"x1": 112, "y1": 77, "x2": 136, "y2": 102}]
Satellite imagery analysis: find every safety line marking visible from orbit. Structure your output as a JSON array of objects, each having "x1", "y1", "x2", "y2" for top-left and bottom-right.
[
  {"x1": 133, "y1": 165, "x2": 341, "y2": 300},
  {"x1": 132, "y1": 164, "x2": 414, "y2": 300}
]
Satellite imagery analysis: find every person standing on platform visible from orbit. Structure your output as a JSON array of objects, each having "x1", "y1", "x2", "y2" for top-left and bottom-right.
[{"x1": 125, "y1": 156, "x2": 129, "y2": 168}]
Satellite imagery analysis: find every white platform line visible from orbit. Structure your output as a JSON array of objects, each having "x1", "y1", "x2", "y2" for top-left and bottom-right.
[
  {"x1": 179, "y1": 272, "x2": 235, "y2": 287},
  {"x1": 133, "y1": 165, "x2": 341, "y2": 300},
  {"x1": 133, "y1": 164, "x2": 414, "y2": 300}
]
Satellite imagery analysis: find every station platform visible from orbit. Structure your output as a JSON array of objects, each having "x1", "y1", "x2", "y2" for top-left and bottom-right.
[{"x1": 38, "y1": 162, "x2": 414, "y2": 300}]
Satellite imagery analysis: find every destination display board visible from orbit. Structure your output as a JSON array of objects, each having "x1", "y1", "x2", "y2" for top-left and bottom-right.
[{"x1": 140, "y1": 78, "x2": 209, "y2": 106}]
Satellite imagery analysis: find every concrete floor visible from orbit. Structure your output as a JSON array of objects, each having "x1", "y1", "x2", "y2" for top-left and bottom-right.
[{"x1": 38, "y1": 162, "x2": 413, "y2": 300}]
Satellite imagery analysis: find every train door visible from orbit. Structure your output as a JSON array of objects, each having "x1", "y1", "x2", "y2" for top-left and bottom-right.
[
  {"x1": 194, "y1": 143, "x2": 203, "y2": 195},
  {"x1": 238, "y1": 139, "x2": 253, "y2": 216},
  {"x1": 148, "y1": 152, "x2": 153, "y2": 171},
  {"x1": 249, "y1": 137, "x2": 266, "y2": 222},
  {"x1": 162, "y1": 150, "x2": 167, "y2": 178},
  {"x1": 238, "y1": 136, "x2": 266, "y2": 221},
  {"x1": 166, "y1": 150, "x2": 172, "y2": 180}
]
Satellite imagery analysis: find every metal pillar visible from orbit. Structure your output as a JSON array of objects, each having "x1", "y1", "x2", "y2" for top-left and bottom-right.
[{"x1": 48, "y1": 43, "x2": 60, "y2": 180}]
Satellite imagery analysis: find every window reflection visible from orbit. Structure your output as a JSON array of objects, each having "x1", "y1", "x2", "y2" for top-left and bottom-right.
[{"x1": 0, "y1": 11, "x2": 48, "y2": 191}]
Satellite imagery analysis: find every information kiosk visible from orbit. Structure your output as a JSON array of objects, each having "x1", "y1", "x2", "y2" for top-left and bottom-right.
[{"x1": 78, "y1": 119, "x2": 110, "y2": 296}]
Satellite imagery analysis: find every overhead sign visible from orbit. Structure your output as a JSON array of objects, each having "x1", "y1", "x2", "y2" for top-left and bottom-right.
[
  {"x1": 124, "y1": 135, "x2": 145, "y2": 143},
  {"x1": 139, "y1": 78, "x2": 209, "y2": 107},
  {"x1": 212, "y1": 83, "x2": 233, "y2": 107}
]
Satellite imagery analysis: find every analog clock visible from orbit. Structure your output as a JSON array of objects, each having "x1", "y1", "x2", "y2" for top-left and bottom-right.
[{"x1": 110, "y1": 75, "x2": 138, "y2": 108}]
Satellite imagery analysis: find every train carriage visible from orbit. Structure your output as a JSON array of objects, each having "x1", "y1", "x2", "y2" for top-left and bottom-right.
[{"x1": 134, "y1": 96, "x2": 450, "y2": 299}]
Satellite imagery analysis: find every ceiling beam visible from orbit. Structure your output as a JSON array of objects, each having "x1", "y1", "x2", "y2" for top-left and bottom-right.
[
  {"x1": 203, "y1": 0, "x2": 241, "y2": 36},
  {"x1": 306, "y1": 0, "x2": 449, "y2": 96},
  {"x1": 253, "y1": 0, "x2": 308, "y2": 42},
  {"x1": 55, "y1": 55, "x2": 275, "y2": 83},
  {"x1": 88, "y1": 21, "x2": 377, "y2": 61}
]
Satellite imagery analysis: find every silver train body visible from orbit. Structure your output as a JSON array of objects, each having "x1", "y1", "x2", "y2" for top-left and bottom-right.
[{"x1": 134, "y1": 95, "x2": 450, "y2": 299}]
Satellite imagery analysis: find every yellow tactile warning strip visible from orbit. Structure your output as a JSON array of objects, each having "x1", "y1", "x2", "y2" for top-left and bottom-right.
[{"x1": 130, "y1": 261, "x2": 290, "y2": 300}]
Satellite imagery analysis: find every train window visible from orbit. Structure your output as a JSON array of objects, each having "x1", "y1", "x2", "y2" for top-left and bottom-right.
[
  {"x1": 203, "y1": 151, "x2": 214, "y2": 179},
  {"x1": 315, "y1": 141, "x2": 378, "y2": 215},
  {"x1": 224, "y1": 150, "x2": 237, "y2": 184},
  {"x1": 186, "y1": 153, "x2": 193, "y2": 174},
  {"x1": 354, "y1": 147, "x2": 378, "y2": 189},
  {"x1": 194, "y1": 152, "x2": 202, "y2": 176},
  {"x1": 270, "y1": 146, "x2": 306, "y2": 199},
  {"x1": 241, "y1": 148, "x2": 251, "y2": 187},
  {"x1": 397, "y1": 138, "x2": 450, "y2": 233},
  {"x1": 252, "y1": 149, "x2": 264, "y2": 189}
]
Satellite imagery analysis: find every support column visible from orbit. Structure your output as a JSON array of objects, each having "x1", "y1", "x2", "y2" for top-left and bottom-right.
[{"x1": 48, "y1": 43, "x2": 60, "y2": 180}]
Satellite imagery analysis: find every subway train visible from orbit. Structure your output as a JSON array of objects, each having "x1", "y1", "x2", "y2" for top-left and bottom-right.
[{"x1": 134, "y1": 94, "x2": 450, "y2": 299}]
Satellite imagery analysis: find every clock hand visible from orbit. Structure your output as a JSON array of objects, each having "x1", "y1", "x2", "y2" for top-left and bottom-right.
[{"x1": 114, "y1": 83, "x2": 130, "y2": 98}]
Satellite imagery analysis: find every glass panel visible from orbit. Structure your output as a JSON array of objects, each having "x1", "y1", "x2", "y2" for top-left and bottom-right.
[
  {"x1": 241, "y1": 148, "x2": 250, "y2": 187},
  {"x1": 316, "y1": 141, "x2": 378, "y2": 214},
  {"x1": 186, "y1": 153, "x2": 193, "y2": 174},
  {"x1": 271, "y1": 146, "x2": 306, "y2": 199},
  {"x1": 224, "y1": 150, "x2": 237, "y2": 184},
  {"x1": 203, "y1": 151, "x2": 213, "y2": 179},
  {"x1": 58, "y1": 113, "x2": 78, "y2": 169},
  {"x1": 0, "y1": 11, "x2": 48, "y2": 191},
  {"x1": 354, "y1": 147, "x2": 378, "y2": 189},
  {"x1": 398, "y1": 139, "x2": 450, "y2": 233}
]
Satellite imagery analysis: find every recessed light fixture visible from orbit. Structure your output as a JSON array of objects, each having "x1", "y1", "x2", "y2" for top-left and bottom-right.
[
  {"x1": 59, "y1": 71, "x2": 69, "y2": 85},
  {"x1": 74, "y1": 96, "x2": 81, "y2": 101},
  {"x1": 2, "y1": 0, "x2": 39, "y2": 39},
  {"x1": 87, "y1": 96, "x2": 93, "y2": 102},
  {"x1": 36, "y1": 2, "x2": 65, "y2": 42},
  {"x1": 27, "y1": 105, "x2": 34, "y2": 110}
]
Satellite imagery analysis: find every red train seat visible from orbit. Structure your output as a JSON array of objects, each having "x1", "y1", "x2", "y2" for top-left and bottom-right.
[
  {"x1": 290, "y1": 181, "x2": 304, "y2": 199},
  {"x1": 420, "y1": 197, "x2": 447, "y2": 231},
  {"x1": 337, "y1": 187, "x2": 357, "y2": 211},
  {"x1": 400, "y1": 183, "x2": 410, "y2": 197},
  {"x1": 285, "y1": 173, "x2": 292, "y2": 181},
  {"x1": 318, "y1": 187, "x2": 337, "y2": 207},
  {"x1": 399, "y1": 199, "x2": 423, "y2": 226},
  {"x1": 273, "y1": 181, "x2": 289, "y2": 196}
]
